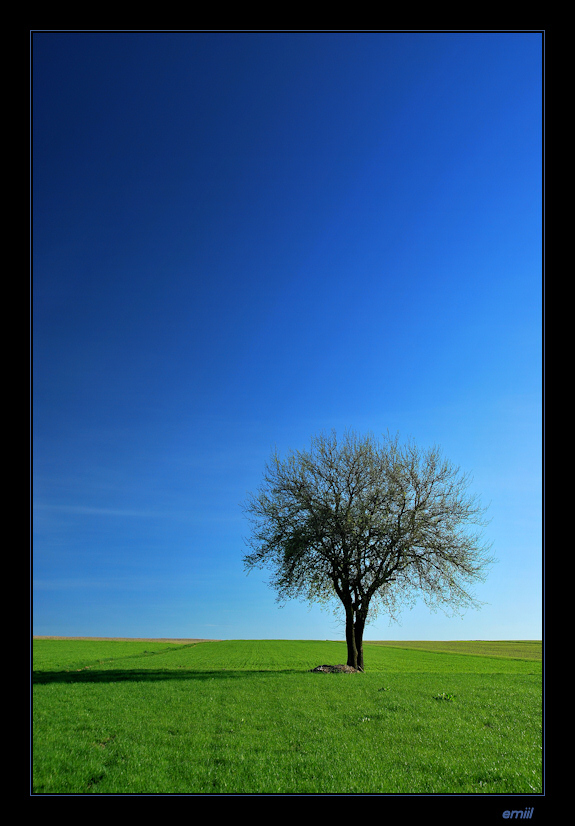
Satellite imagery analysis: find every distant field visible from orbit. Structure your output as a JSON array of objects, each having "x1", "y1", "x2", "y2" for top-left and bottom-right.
[
  {"x1": 32, "y1": 638, "x2": 542, "y2": 794},
  {"x1": 33, "y1": 636, "x2": 219, "y2": 643},
  {"x1": 366, "y1": 640, "x2": 542, "y2": 661}
]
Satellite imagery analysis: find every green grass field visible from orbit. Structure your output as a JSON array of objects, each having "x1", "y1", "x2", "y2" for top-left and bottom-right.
[{"x1": 32, "y1": 638, "x2": 542, "y2": 794}]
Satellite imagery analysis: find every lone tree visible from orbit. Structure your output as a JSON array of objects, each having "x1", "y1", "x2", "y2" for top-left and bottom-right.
[{"x1": 242, "y1": 430, "x2": 494, "y2": 671}]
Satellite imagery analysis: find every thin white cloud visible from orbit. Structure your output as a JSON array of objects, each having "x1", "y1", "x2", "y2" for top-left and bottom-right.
[
  {"x1": 34, "y1": 503, "x2": 162, "y2": 518},
  {"x1": 33, "y1": 503, "x2": 243, "y2": 523},
  {"x1": 33, "y1": 577, "x2": 125, "y2": 590},
  {"x1": 33, "y1": 575, "x2": 175, "y2": 590}
]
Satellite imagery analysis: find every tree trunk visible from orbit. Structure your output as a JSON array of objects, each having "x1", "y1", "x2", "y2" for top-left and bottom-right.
[
  {"x1": 344, "y1": 607, "x2": 365, "y2": 671},
  {"x1": 345, "y1": 605, "x2": 359, "y2": 669},
  {"x1": 354, "y1": 615, "x2": 365, "y2": 671}
]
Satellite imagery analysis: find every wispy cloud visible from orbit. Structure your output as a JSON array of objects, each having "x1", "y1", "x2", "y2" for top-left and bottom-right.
[
  {"x1": 34, "y1": 503, "x2": 163, "y2": 518},
  {"x1": 33, "y1": 574, "x2": 184, "y2": 590},
  {"x1": 33, "y1": 503, "x2": 243, "y2": 523},
  {"x1": 33, "y1": 577, "x2": 129, "y2": 590}
]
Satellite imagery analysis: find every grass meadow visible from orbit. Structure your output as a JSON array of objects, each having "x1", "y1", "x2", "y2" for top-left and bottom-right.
[{"x1": 32, "y1": 638, "x2": 542, "y2": 795}]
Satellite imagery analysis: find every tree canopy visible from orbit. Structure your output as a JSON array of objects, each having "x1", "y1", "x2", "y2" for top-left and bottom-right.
[{"x1": 242, "y1": 430, "x2": 494, "y2": 670}]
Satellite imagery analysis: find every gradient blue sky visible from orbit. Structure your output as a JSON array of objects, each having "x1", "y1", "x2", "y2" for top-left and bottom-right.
[{"x1": 32, "y1": 31, "x2": 543, "y2": 641}]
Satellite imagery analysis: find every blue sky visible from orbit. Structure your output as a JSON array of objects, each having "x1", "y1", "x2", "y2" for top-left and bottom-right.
[{"x1": 32, "y1": 32, "x2": 543, "y2": 641}]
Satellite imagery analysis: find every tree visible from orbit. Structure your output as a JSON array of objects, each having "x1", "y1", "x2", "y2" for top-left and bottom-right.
[{"x1": 242, "y1": 430, "x2": 494, "y2": 671}]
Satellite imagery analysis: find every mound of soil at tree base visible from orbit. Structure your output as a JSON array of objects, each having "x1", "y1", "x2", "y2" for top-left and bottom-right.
[{"x1": 310, "y1": 664, "x2": 361, "y2": 673}]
